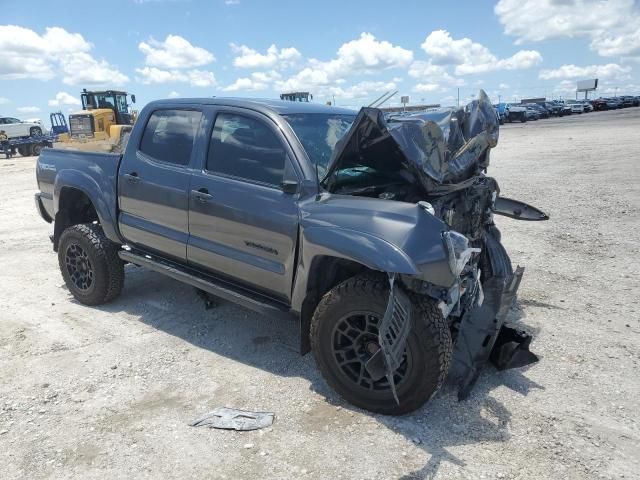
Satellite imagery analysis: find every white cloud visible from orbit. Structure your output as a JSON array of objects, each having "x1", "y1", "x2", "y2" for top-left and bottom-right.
[
  {"x1": 17, "y1": 106, "x2": 40, "y2": 113},
  {"x1": 276, "y1": 33, "x2": 413, "y2": 92},
  {"x1": 223, "y1": 77, "x2": 267, "y2": 92},
  {"x1": 225, "y1": 0, "x2": 240, "y2": 4},
  {"x1": 139, "y1": 35, "x2": 215, "y2": 69},
  {"x1": 48, "y1": 91, "x2": 81, "y2": 107},
  {"x1": 407, "y1": 60, "x2": 465, "y2": 94},
  {"x1": 322, "y1": 80, "x2": 398, "y2": 100},
  {"x1": 413, "y1": 83, "x2": 441, "y2": 93},
  {"x1": 167, "y1": 91, "x2": 181, "y2": 98},
  {"x1": 135, "y1": 66, "x2": 216, "y2": 87},
  {"x1": 0, "y1": 25, "x2": 128, "y2": 84},
  {"x1": 499, "y1": 83, "x2": 510, "y2": 90},
  {"x1": 495, "y1": 0, "x2": 640, "y2": 59},
  {"x1": 222, "y1": 70, "x2": 281, "y2": 92},
  {"x1": 231, "y1": 43, "x2": 301, "y2": 69},
  {"x1": 539, "y1": 63, "x2": 632, "y2": 81},
  {"x1": 61, "y1": 52, "x2": 129, "y2": 86},
  {"x1": 187, "y1": 70, "x2": 217, "y2": 87},
  {"x1": 420, "y1": 30, "x2": 542, "y2": 75},
  {"x1": 0, "y1": 97, "x2": 9, "y2": 105}
]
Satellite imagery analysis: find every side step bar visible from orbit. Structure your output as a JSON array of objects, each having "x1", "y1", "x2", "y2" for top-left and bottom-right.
[{"x1": 119, "y1": 250, "x2": 295, "y2": 322}]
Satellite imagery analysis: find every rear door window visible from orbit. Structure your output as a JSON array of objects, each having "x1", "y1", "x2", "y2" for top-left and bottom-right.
[
  {"x1": 206, "y1": 113, "x2": 286, "y2": 186},
  {"x1": 140, "y1": 109, "x2": 202, "y2": 166}
]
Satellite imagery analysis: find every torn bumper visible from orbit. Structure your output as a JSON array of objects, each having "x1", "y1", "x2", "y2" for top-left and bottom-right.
[{"x1": 448, "y1": 266, "x2": 538, "y2": 400}]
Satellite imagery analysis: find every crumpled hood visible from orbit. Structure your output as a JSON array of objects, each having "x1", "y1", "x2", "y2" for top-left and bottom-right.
[{"x1": 323, "y1": 89, "x2": 499, "y2": 195}]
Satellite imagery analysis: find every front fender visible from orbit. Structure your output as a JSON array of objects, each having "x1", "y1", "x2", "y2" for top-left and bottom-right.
[
  {"x1": 305, "y1": 226, "x2": 420, "y2": 274},
  {"x1": 53, "y1": 168, "x2": 120, "y2": 243},
  {"x1": 291, "y1": 225, "x2": 422, "y2": 313}
]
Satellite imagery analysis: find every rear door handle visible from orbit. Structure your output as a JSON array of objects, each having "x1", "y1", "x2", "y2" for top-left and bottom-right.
[
  {"x1": 192, "y1": 188, "x2": 213, "y2": 203},
  {"x1": 124, "y1": 172, "x2": 140, "y2": 184}
]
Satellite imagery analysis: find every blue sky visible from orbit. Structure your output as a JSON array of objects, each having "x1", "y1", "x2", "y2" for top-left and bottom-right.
[{"x1": 2, "y1": 0, "x2": 639, "y2": 119}]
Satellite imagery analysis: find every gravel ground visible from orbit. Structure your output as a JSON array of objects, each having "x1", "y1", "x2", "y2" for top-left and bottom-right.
[{"x1": 1, "y1": 108, "x2": 639, "y2": 479}]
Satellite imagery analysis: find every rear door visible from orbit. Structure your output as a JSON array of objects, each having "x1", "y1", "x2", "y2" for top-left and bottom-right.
[
  {"x1": 118, "y1": 107, "x2": 204, "y2": 261},
  {"x1": 187, "y1": 108, "x2": 300, "y2": 301}
]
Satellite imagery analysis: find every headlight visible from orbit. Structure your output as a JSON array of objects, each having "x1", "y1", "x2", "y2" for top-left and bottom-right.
[{"x1": 442, "y1": 231, "x2": 481, "y2": 277}]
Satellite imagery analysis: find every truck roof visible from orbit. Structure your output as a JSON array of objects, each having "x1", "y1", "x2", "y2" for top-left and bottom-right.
[{"x1": 145, "y1": 97, "x2": 357, "y2": 116}]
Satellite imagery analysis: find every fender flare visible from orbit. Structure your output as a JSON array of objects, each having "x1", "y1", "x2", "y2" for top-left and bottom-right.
[
  {"x1": 303, "y1": 226, "x2": 419, "y2": 274},
  {"x1": 53, "y1": 169, "x2": 121, "y2": 243},
  {"x1": 291, "y1": 226, "x2": 419, "y2": 313}
]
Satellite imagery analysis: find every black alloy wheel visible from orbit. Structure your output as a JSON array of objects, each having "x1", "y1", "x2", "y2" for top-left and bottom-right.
[
  {"x1": 64, "y1": 242, "x2": 94, "y2": 291},
  {"x1": 331, "y1": 311, "x2": 411, "y2": 391}
]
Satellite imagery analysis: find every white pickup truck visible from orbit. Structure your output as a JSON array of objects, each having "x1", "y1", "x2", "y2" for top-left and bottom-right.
[{"x1": 0, "y1": 116, "x2": 45, "y2": 138}]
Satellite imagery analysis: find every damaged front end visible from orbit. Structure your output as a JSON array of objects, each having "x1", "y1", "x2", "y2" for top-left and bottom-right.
[{"x1": 323, "y1": 90, "x2": 548, "y2": 400}]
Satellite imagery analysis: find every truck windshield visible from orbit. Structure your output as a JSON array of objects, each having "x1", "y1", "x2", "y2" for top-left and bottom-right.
[{"x1": 283, "y1": 113, "x2": 355, "y2": 176}]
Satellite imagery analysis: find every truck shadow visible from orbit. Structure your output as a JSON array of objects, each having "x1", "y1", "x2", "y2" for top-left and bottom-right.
[{"x1": 95, "y1": 266, "x2": 544, "y2": 479}]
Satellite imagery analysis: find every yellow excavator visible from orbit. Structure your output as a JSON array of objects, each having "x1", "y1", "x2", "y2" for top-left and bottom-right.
[{"x1": 57, "y1": 89, "x2": 137, "y2": 152}]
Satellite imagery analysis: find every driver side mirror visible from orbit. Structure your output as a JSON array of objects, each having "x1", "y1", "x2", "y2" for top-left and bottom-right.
[
  {"x1": 280, "y1": 180, "x2": 299, "y2": 194},
  {"x1": 131, "y1": 94, "x2": 136, "y2": 104}
]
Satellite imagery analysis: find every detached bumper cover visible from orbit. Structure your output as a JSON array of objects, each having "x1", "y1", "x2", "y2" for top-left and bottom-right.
[{"x1": 448, "y1": 267, "x2": 533, "y2": 399}]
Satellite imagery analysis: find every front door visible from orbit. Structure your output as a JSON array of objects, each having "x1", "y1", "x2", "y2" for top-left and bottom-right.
[
  {"x1": 118, "y1": 108, "x2": 203, "y2": 261},
  {"x1": 187, "y1": 109, "x2": 299, "y2": 301}
]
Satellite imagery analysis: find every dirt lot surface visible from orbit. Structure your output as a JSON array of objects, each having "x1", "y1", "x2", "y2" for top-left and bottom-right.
[{"x1": 1, "y1": 108, "x2": 639, "y2": 479}]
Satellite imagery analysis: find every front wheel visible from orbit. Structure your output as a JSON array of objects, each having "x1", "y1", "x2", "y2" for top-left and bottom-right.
[
  {"x1": 310, "y1": 274, "x2": 452, "y2": 415},
  {"x1": 30, "y1": 127, "x2": 42, "y2": 137},
  {"x1": 58, "y1": 223, "x2": 124, "y2": 305}
]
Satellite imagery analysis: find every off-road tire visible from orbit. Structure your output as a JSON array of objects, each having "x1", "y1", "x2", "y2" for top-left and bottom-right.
[
  {"x1": 310, "y1": 273, "x2": 452, "y2": 415},
  {"x1": 58, "y1": 223, "x2": 124, "y2": 305},
  {"x1": 30, "y1": 127, "x2": 42, "y2": 137}
]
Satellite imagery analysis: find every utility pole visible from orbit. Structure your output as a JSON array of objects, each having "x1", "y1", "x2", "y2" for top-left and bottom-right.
[
  {"x1": 498, "y1": 94, "x2": 501, "y2": 104},
  {"x1": 332, "y1": 94, "x2": 335, "y2": 106},
  {"x1": 457, "y1": 88, "x2": 460, "y2": 107}
]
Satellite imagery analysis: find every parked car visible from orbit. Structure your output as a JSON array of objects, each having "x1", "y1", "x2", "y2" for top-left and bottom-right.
[
  {"x1": 524, "y1": 103, "x2": 549, "y2": 119},
  {"x1": 591, "y1": 98, "x2": 609, "y2": 111},
  {"x1": 579, "y1": 101, "x2": 594, "y2": 113},
  {"x1": 604, "y1": 98, "x2": 622, "y2": 109},
  {"x1": 620, "y1": 96, "x2": 637, "y2": 108},
  {"x1": 34, "y1": 93, "x2": 547, "y2": 414},
  {"x1": 525, "y1": 106, "x2": 540, "y2": 120},
  {"x1": 493, "y1": 105, "x2": 505, "y2": 125},
  {"x1": 568, "y1": 103, "x2": 584, "y2": 114},
  {"x1": 0, "y1": 116, "x2": 46, "y2": 139},
  {"x1": 505, "y1": 103, "x2": 527, "y2": 122},
  {"x1": 544, "y1": 102, "x2": 564, "y2": 116},
  {"x1": 552, "y1": 101, "x2": 573, "y2": 116}
]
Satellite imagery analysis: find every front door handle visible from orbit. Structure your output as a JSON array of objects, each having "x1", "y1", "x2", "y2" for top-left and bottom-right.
[
  {"x1": 124, "y1": 172, "x2": 140, "y2": 184},
  {"x1": 192, "y1": 188, "x2": 213, "y2": 203}
]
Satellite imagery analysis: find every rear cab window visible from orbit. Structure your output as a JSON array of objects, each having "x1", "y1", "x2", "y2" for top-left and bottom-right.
[{"x1": 139, "y1": 109, "x2": 203, "y2": 166}]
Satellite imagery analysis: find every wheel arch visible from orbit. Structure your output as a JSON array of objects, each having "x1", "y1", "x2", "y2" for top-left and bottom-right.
[
  {"x1": 295, "y1": 254, "x2": 383, "y2": 355},
  {"x1": 52, "y1": 169, "x2": 121, "y2": 250}
]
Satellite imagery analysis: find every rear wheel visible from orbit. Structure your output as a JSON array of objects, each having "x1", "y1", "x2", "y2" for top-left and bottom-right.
[
  {"x1": 31, "y1": 144, "x2": 42, "y2": 156},
  {"x1": 17, "y1": 146, "x2": 30, "y2": 157},
  {"x1": 310, "y1": 274, "x2": 452, "y2": 415},
  {"x1": 58, "y1": 223, "x2": 124, "y2": 305}
]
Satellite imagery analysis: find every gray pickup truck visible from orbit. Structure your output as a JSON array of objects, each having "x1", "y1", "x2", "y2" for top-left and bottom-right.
[{"x1": 35, "y1": 91, "x2": 547, "y2": 414}]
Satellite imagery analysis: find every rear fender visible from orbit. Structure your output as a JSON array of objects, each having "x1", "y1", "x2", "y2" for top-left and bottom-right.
[{"x1": 53, "y1": 169, "x2": 120, "y2": 243}]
